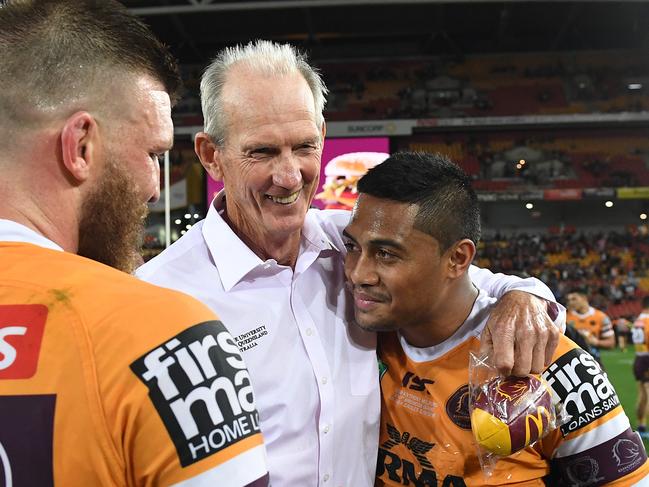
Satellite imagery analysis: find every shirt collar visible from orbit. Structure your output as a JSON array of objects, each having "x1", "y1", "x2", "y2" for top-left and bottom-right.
[
  {"x1": 202, "y1": 191, "x2": 340, "y2": 291},
  {"x1": 573, "y1": 306, "x2": 596, "y2": 319},
  {"x1": 302, "y1": 208, "x2": 342, "y2": 254},
  {"x1": 0, "y1": 219, "x2": 63, "y2": 251},
  {"x1": 397, "y1": 288, "x2": 496, "y2": 363}
]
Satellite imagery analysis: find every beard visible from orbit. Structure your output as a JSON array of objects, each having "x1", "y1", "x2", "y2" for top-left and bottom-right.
[{"x1": 77, "y1": 155, "x2": 149, "y2": 274}]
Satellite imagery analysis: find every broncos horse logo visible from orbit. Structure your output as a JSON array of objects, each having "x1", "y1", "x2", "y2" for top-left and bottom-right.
[
  {"x1": 381, "y1": 424, "x2": 435, "y2": 469},
  {"x1": 613, "y1": 438, "x2": 642, "y2": 469},
  {"x1": 496, "y1": 378, "x2": 530, "y2": 406}
]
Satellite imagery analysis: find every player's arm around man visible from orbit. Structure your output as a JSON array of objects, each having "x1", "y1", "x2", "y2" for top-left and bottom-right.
[{"x1": 343, "y1": 152, "x2": 649, "y2": 486}]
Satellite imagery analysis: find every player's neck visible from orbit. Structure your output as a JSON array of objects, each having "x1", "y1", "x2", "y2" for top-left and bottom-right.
[
  {"x1": 401, "y1": 279, "x2": 479, "y2": 348},
  {"x1": 0, "y1": 194, "x2": 78, "y2": 252}
]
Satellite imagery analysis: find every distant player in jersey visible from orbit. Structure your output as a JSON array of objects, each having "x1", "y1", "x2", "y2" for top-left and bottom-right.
[
  {"x1": 614, "y1": 316, "x2": 632, "y2": 352},
  {"x1": 566, "y1": 291, "x2": 615, "y2": 364},
  {"x1": 343, "y1": 151, "x2": 649, "y2": 486},
  {"x1": 0, "y1": 1, "x2": 268, "y2": 486},
  {"x1": 632, "y1": 296, "x2": 649, "y2": 439}
]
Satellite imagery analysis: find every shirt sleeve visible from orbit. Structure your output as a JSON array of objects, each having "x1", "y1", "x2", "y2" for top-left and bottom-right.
[
  {"x1": 468, "y1": 264, "x2": 566, "y2": 330},
  {"x1": 540, "y1": 339, "x2": 649, "y2": 485},
  {"x1": 96, "y1": 291, "x2": 269, "y2": 487}
]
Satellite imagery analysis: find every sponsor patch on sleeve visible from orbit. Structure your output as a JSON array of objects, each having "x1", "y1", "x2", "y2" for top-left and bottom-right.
[
  {"x1": 130, "y1": 321, "x2": 261, "y2": 467},
  {"x1": 542, "y1": 348, "x2": 620, "y2": 435}
]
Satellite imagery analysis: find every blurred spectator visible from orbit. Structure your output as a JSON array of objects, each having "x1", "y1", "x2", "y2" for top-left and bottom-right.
[
  {"x1": 566, "y1": 290, "x2": 616, "y2": 367},
  {"x1": 476, "y1": 230, "x2": 649, "y2": 318},
  {"x1": 614, "y1": 316, "x2": 633, "y2": 352}
]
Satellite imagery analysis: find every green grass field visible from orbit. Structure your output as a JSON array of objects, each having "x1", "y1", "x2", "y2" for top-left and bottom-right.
[{"x1": 600, "y1": 348, "x2": 649, "y2": 450}]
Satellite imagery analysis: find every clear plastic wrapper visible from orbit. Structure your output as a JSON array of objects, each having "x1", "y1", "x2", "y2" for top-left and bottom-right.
[{"x1": 468, "y1": 352, "x2": 569, "y2": 477}]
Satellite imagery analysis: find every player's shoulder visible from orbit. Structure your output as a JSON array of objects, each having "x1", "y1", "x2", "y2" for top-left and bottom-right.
[
  {"x1": 103, "y1": 269, "x2": 215, "y2": 326},
  {"x1": 594, "y1": 307, "x2": 610, "y2": 319},
  {"x1": 136, "y1": 222, "x2": 207, "y2": 281},
  {"x1": 551, "y1": 333, "x2": 587, "y2": 361},
  {"x1": 45, "y1": 249, "x2": 216, "y2": 325}
]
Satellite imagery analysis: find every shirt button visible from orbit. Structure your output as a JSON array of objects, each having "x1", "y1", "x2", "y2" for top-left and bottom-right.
[
  {"x1": 306, "y1": 328, "x2": 313, "y2": 336},
  {"x1": 321, "y1": 376, "x2": 328, "y2": 385},
  {"x1": 323, "y1": 474, "x2": 330, "y2": 482},
  {"x1": 323, "y1": 424, "x2": 330, "y2": 434}
]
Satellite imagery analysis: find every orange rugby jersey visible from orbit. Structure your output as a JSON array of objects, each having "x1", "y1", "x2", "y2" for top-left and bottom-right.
[
  {"x1": 0, "y1": 242, "x2": 268, "y2": 486},
  {"x1": 377, "y1": 291, "x2": 649, "y2": 486},
  {"x1": 566, "y1": 307, "x2": 614, "y2": 343},
  {"x1": 632, "y1": 312, "x2": 649, "y2": 354}
]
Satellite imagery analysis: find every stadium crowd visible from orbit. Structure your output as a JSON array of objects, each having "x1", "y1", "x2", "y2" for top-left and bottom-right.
[{"x1": 476, "y1": 229, "x2": 649, "y2": 318}]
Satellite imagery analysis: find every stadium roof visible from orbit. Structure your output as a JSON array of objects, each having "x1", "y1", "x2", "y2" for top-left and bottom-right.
[{"x1": 123, "y1": 0, "x2": 649, "y2": 64}]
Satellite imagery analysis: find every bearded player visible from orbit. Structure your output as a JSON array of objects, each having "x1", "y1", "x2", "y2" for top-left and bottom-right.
[
  {"x1": 343, "y1": 151, "x2": 649, "y2": 486},
  {"x1": 0, "y1": 1, "x2": 268, "y2": 485}
]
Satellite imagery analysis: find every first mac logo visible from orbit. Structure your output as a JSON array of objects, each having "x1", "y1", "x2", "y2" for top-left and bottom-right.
[{"x1": 131, "y1": 321, "x2": 260, "y2": 467}]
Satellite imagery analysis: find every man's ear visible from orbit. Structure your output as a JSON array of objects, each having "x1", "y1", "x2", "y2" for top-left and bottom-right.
[
  {"x1": 195, "y1": 132, "x2": 224, "y2": 181},
  {"x1": 447, "y1": 239, "x2": 476, "y2": 278},
  {"x1": 320, "y1": 120, "x2": 327, "y2": 142},
  {"x1": 60, "y1": 111, "x2": 97, "y2": 183}
]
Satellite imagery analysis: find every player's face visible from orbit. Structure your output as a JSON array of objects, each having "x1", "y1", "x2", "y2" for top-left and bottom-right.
[
  {"x1": 106, "y1": 75, "x2": 173, "y2": 205},
  {"x1": 77, "y1": 75, "x2": 173, "y2": 273},
  {"x1": 343, "y1": 194, "x2": 448, "y2": 333},
  {"x1": 566, "y1": 293, "x2": 587, "y2": 312},
  {"x1": 214, "y1": 68, "x2": 323, "y2": 245}
]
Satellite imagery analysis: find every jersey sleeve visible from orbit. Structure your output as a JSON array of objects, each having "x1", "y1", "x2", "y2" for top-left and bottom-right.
[
  {"x1": 600, "y1": 313, "x2": 615, "y2": 339},
  {"x1": 632, "y1": 318, "x2": 647, "y2": 348},
  {"x1": 95, "y1": 290, "x2": 269, "y2": 487},
  {"x1": 540, "y1": 338, "x2": 649, "y2": 486}
]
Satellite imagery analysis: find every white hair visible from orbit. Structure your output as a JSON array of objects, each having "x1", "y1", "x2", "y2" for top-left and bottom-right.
[{"x1": 200, "y1": 40, "x2": 328, "y2": 144}]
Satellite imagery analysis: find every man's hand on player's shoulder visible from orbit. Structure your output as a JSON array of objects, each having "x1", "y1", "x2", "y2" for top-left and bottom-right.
[{"x1": 479, "y1": 291, "x2": 560, "y2": 376}]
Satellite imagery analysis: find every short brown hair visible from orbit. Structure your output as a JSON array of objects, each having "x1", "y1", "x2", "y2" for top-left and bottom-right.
[{"x1": 0, "y1": 0, "x2": 181, "y2": 131}]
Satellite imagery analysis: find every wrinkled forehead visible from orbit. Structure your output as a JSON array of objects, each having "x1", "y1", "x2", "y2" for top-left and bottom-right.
[{"x1": 223, "y1": 67, "x2": 317, "y2": 121}]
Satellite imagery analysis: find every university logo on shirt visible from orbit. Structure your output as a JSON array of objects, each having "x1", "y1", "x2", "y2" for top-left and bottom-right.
[{"x1": 131, "y1": 321, "x2": 261, "y2": 467}]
